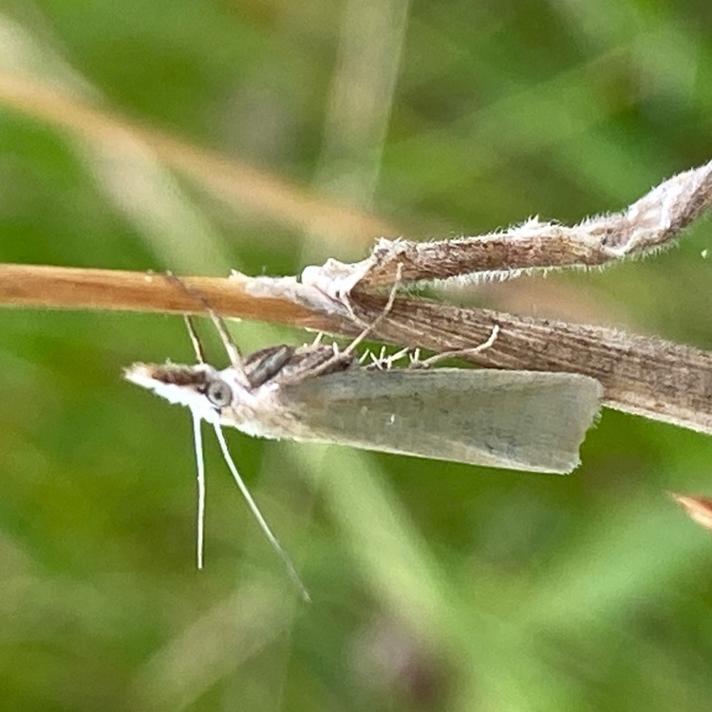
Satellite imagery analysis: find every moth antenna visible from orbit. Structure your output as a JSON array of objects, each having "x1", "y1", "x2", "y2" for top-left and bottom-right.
[
  {"x1": 183, "y1": 315, "x2": 206, "y2": 364},
  {"x1": 212, "y1": 423, "x2": 310, "y2": 602},
  {"x1": 191, "y1": 411, "x2": 207, "y2": 569}
]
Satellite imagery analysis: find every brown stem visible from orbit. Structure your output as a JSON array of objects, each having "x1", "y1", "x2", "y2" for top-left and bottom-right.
[
  {"x1": 0, "y1": 264, "x2": 323, "y2": 326},
  {"x1": 304, "y1": 159, "x2": 712, "y2": 291},
  {"x1": 1, "y1": 263, "x2": 711, "y2": 434}
]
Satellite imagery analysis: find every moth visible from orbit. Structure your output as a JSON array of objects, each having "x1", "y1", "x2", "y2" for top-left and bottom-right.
[{"x1": 125, "y1": 296, "x2": 602, "y2": 600}]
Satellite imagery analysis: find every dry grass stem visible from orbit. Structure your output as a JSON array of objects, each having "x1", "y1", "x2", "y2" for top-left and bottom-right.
[
  {"x1": 1, "y1": 258, "x2": 711, "y2": 434},
  {"x1": 302, "y1": 160, "x2": 712, "y2": 293},
  {"x1": 670, "y1": 493, "x2": 712, "y2": 531},
  {"x1": 0, "y1": 69, "x2": 395, "y2": 245}
]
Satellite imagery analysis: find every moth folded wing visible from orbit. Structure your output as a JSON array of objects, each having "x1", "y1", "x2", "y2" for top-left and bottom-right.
[{"x1": 277, "y1": 369, "x2": 603, "y2": 474}]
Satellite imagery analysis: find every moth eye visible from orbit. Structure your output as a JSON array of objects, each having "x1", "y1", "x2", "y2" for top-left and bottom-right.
[{"x1": 206, "y1": 379, "x2": 232, "y2": 408}]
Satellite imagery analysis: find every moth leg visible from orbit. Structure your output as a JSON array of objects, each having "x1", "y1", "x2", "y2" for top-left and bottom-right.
[
  {"x1": 341, "y1": 263, "x2": 403, "y2": 358},
  {"x1": 292, "y1": 265, "x2": 403, "y2": 381},
  {"x1": 204, "y1": 309, "x2": 244, "y2": 373},
  {"x1": 165, "y1": 272, "x2": 249, "y2": 384},
  {"x1": 386, "y1": 346, "x2": 411, "y2": 369},
  {"x1": 412, "y1": 324, "x2": 500, "y2": 369},
  {"x1": 243, "y1": 345, "x2": 295, "y2": 387},
  {"x1": 364, "y1": 345, "x2": 410, "y2": 371},
  {"x1": 367, "y1": 346, "x2": 388, "y2": 370},
  {"x1": 367, "y1": 352, "x2": 383, "y2": 370},
  {"x1": 358, "y1": 348, "x2": 373, "y2": 364},
  {"x1": 183, "y1": 315, "x2": 206, "y2": 364}
]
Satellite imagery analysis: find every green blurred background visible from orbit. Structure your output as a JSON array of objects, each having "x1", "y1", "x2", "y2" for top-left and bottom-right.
[{"x1": 1, "y1": 1, "x2": 711, "y2": 710}]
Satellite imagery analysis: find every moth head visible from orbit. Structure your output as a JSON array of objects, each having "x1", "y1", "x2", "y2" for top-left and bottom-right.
[{"x1": 124, "y1": 362, "x2": 239, "y2": 423}]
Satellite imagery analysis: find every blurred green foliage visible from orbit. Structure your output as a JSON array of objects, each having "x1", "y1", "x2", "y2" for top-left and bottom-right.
[{"x1": 1, "y1": 1, "x2": 711, "y2": 710}]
